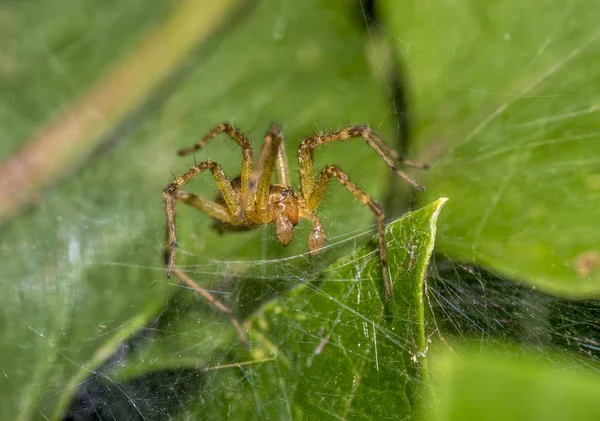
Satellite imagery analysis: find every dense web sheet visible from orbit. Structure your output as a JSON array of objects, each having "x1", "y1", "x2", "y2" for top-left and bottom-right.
[
  {"x1": 63, "y1": 200, "x2": 444, "y2": 420},
  {"x1": 60, "y1": 225, "x2": 600, "y2": 419}
]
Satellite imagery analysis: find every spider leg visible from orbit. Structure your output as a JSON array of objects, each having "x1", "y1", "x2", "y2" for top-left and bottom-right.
[
  {"x1": 178, "y1": 123, "x2": 253, "y2": 211},
  {"x1": 164, "y1": 165, "x2": 249, "y2": 347},
  {"x1": 367, "y1": 130, "x2": 429, "y2": 170},
  {"x1": 275, "y1": 128, "x2": 291, "y2": 186},
  {"x1": 175, "y1": 191, "x2": 232, "y2": 223},
  {"x1": 173, "y1": 269, "x2": 249, "y2": 348},
  {"x1": 307, "y1": 165, "x2": 393, "y2": 300},
  {"x1": 253, "y1": 124, "x2": 284, "y2": 219},
  {"x1": 298, "y1": 125, "x2": 425, "y2": 200},
  {"x1": 250, "y1": 123, "x2": 290, "y2": 189},
  {"x1": 163, "y1": 161, "x2": 241, "y2": 278}
]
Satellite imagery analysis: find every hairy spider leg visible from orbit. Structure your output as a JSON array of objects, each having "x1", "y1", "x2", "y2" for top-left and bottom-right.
[
  {"x1": 365, "y1": 128, "x2": 430, "y2": 170},
  {"x1": 273, "y1": 125, "x2": 291, "y2": 186},
  {"x1": 307, "y1": 165, "x2": 392, "y2": 300},
  {"x1": 173, "y1": 268, "x2": 248, "y2": 347},
  {"x1": 297, "y1": 125, "x2": 425, "y2": 200},
  {"x1": 177, "y1": 123, "x2": 254, "y2": 211},
  {"x1": 249, "y1": 123, "x2": 290, "y2": 189},
  {"x1": 163, "y1": 161, "x2": 242, "y2": 278},
  {"x1": 254, "y1": 127, "x2": 283, "y2": 219},
  {"x1": 175, "y1": 191, "x2": 231, "y2": 223},
  {"x1": 163, "y1": 161, "x2": 250, "y2": 347}
]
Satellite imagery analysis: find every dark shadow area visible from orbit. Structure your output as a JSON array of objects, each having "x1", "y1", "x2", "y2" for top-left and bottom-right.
[
  {"x1": 429, "y1": 257, "x2": 600, "y2": 360},
  {"x1": 63, "y1": 368, "x2": 203, "y2": 421},
  {"x1": 355, "y1": 0, "x2": 424, "y2": 215}
]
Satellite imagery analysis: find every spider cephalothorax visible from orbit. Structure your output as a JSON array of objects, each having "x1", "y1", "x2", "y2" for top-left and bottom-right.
[{"x1": 163, "y1": 122, "x2": 426, "y2": 306}]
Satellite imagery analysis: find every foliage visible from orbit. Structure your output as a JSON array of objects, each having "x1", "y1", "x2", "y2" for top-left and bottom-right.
[
  {"x1": 0, "y1": 0, "x2": 598, "y2": 419},
  {"x1": 381, "y1": 0, "x2": 600, "y2": 296}
]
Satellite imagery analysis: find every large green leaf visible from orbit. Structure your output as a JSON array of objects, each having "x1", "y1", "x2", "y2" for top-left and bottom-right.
[
  {"x1": 380, "y1": 0, "x2": 600, "y2": 296},
  {"x1": 0, "y1": 0, "x2": 173, "y2": 156},
  {"x1": 431, "y1": 344, "x2": 600, "y2": 421},
  {"x1": 110, "y1": 199, "x2": 447, "y2": 420},
  {"x1": 0, "y1": 1, "x2": 429, "y2": 419}
]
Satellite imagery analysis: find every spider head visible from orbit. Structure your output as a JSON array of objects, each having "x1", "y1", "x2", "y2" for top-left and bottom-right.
[{"x1": 270, "y1": 186, "x2": 299, "y2": 246}]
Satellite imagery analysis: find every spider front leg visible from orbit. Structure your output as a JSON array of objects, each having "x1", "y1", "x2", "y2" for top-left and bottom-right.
[
  {"x1": 163, "y1": 162, "x2": 249, "y2": 346},
  {"x1": 366, "y1": 129, "x2": 430, "y2": 170},
  {"x1": 307, "y1": 165, "x2": 393, "y2": 300},
  {"x1": 249, "y1": 123, "x2": 290, "y2": 188},
  {"x1": 178, "y1": 122, "x2": 254, "y2": 213},
  {"x1": 163, "y1": 161, "x2": 241, "y2": 278},
  {"x1": 253, "y1": 125, "x2": 285, "y2": 218},
  {"x1": 297, "y1": 125, "x2": 426, "y2": 200}
]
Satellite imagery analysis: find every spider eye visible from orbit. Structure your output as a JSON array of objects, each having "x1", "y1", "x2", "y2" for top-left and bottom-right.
[{"x1": 281, "y1": 187, "x2": 295, "y2": 197}]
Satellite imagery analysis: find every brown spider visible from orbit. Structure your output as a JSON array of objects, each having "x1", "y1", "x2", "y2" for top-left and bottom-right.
[{"x1": 163, "y1": 123, "x2": 426, "y2": 340}]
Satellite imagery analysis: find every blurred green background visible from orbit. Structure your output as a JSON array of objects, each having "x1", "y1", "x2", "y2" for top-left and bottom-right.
[{"x1": 1, "y1": 0, "x2": 599, "y2": 419}]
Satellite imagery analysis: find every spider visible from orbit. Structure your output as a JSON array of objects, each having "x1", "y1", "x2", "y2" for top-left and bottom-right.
[{"x1": 163, "y1": 123, "x2": 426, "y2": 341}]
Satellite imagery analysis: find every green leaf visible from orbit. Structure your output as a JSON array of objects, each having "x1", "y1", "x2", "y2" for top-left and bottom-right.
[
  {"x1": 178, "y1": 199, "x2": 445, "y2": 420},
  {"x1": 0, "y1": 0, "x2": 175, "y2": 157},
  {"x1": 431, "y1": 344, "x2": 600, "y2": 421},
  {"x1": 380, "y1": 0, "x2": 600, "y2": 296}
]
